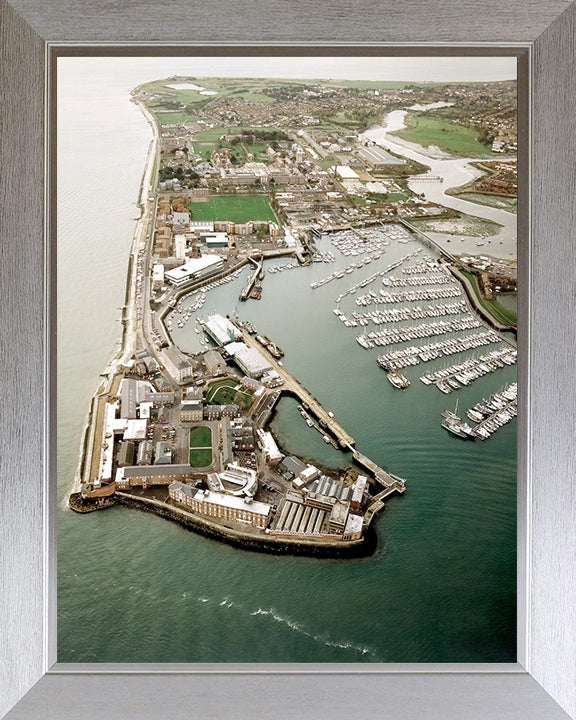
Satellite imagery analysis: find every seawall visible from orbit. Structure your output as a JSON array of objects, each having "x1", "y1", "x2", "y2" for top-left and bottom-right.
[{"x1": 115, "y1": 492, "x2": 375, "y2": 559}]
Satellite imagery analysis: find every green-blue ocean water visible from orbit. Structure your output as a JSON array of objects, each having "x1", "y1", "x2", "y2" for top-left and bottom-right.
[{"x1": 57, "y1": 60, "x2": 516, "y2": 664}]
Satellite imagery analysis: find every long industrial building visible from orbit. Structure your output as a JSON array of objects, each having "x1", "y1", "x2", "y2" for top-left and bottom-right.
[{"x1": 224, "y1": 341, "x2": 272, "y2": 378}]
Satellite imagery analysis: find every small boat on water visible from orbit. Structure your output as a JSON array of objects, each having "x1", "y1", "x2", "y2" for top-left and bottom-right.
[{"x1": 387, "y1": 370, "x2": 410, "y2": 390}]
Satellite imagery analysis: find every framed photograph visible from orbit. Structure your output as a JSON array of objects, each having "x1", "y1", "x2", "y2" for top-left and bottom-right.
[{"x1": 1, "y1": 2, "x2": 576, "y2": 719}]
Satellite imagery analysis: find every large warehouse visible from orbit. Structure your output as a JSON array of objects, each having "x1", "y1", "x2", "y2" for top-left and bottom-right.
[
  {"x1": 358, "y1": 145, "x2": 404, "y2": 168},
  {"x1": 224, "y1": 342, "x2": 272, "y2": 378}
]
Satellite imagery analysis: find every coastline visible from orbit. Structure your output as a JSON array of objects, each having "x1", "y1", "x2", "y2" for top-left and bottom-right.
[{"x1": 71, "y1": 96, "x2": 398, "y2": 554}]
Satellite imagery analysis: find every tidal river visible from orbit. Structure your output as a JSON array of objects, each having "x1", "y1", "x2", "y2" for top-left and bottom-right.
[
  {"x1": 57, "y1": 62, "x2": 516, "y2": 664},
  {"x1": 361, "y1": 104, "x2": 517, "y2": 255}
]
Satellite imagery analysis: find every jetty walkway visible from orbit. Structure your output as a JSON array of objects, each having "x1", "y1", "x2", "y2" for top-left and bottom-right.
[{"x1": 235, "y1": 325, "x2": 355, "y2": 447}]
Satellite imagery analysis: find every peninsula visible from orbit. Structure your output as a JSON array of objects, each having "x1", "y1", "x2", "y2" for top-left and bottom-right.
[{"x1": 70, "y1": 75, "x2": 517, "y2": 556}]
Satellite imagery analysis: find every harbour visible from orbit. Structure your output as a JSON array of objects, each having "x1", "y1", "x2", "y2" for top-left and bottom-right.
[{"x1": 57, "y1": 60, "x2": 516, "y2": 665}]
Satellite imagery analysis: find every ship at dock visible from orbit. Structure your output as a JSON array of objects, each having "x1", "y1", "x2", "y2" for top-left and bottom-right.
[
  {"x1": 255, "y1": 334, "x2": 284, "y2": 358},
  {"x1": 441, "y1": 407, "x2": 476, "y2": 439}
]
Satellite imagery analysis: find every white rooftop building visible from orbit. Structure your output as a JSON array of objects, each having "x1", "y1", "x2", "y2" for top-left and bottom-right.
[
  {"x1": 335, "y1": 166, "x2": 359, "y2": 180},
  {"x1": 224, "y1": 342, "x2": 272, "y2": 379},
  {"x1": 174, "y1": 233, "x2": 187, "y2": 261},
  {"x1": 165, "y1": 255, "x2": 223, "y2": 287},
  {"x1": 257, "y1": 430, "x2": 284, "y2": 465},
  {"x1": 203, "y1": 314, "x2": 242, "y2": 346},
  {"x1": 152, "y1": 264, "x2": 165, "y2": 288}
]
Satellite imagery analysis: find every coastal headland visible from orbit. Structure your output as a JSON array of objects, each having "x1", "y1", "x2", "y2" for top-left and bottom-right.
[{"x1": 71, "y1": 75, "x2": 518, "y2": 555}]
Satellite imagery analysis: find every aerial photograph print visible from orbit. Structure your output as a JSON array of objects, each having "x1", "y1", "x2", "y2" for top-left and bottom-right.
[{"x1": 57, "y1": 55, "x2": 518, "y2": 664}]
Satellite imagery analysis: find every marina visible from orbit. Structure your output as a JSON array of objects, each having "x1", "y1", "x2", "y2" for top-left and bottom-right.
[
  {"x1": 375, "y1": 331, "x2": 502, "y2": 369},
  {"x1": 356, "y1": 316, "x2": 483, "y2": 349},
  {"x1": 355, "y1": 285, "x2": 462, "y2": 306},
  {"x1": 441, "y1": 384, "x2": 517, "y2": 440},
  {"x1": 420, "y1": 347, "x2": 517, "y2": 393},
  {"x1": 56, "y1": 60, "x2": 517, "y2": 668}
]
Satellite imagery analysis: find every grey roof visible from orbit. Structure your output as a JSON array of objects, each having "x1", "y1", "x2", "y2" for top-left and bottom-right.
[
  {"x1": 146, "y1": 390, "x2": 175, "y2": 404},
  {"x1": 185, "y1": 387, "x2": 204, "y2": 400},
  {"x1": 169, "y1": 480, "x2": 196, "y2": 497},
  {"x1": 281, "y1": 456, "x2": 307, "y2": 476},
  {"x1": 124, "y1": 464, "x2": 193, "y2": 477},
  {"x1": 155, "y1": 441, "x2": 173, "y2": 465}
]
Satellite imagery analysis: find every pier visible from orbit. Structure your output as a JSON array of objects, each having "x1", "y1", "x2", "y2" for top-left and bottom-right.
[
  {"x1": 399, "y1": 218, "x2": 458, "y2": 263},
  {"x1": 350, "y1": 448, "x2": 406, "y2": 491},
  {"x1": 239, "y1": 256, "x2": 263, "y2": 301},
  {"x1": 234, "y1": 324, "x2": 355, "y2": 447},
  {"x1": 409, "y1": 174, "x2": 443, "y2": 182}
]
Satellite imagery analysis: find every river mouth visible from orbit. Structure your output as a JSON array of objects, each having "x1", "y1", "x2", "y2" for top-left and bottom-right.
[{"x1": 360, "y1": 104, "x2": 517, "y2": 259}]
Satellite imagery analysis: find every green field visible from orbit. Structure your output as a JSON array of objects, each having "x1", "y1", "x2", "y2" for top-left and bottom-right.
[
  {"x1": 189, "y1": 425, "x2": 213, "y2": 468},
  {"x1": 386, "y1": 192, "x2": 409, "y2": 202},
  {"x1": 190, "y1": 449, "x2": 213, "y2": 467},
  {"x1": 461, "y1": 270, "x2": 517, "y2": 327},
  {"x1": 155, "y1": 112, "x2": 195, "y2": 126},
  {"x1": 190, "y1": 425, "x2": 212, "y2": 446},
  {"x1": 188, "y1": 195, "x2": 277, "y2": 223},
  {"x1": 393, "y1": 114, "x2": 495, "y2": 157},
  {"x1": 194, "y1": 142, "x2": 217, "y2": 161},
  {"x1": 204, "y1": 378, "x2": 254, "y2": 409},
  {"x1": 243, "y1": 142, "x2": 268, "y2": 161},
  {"x1": 235, "y1": 91, "x2": 277, "y2": 103}
]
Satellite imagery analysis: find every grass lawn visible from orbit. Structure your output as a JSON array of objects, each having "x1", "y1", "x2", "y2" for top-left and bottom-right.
[
  {"x1": 155, "y1": 112, "x2": 195, "y2": 125},
  {"x1": 194, "y1": 142, "x2": 217, "y2": 161},
  {"x1": 386, "y1": 192, "x2": 409, "y2": 202},
  {"x1": 461, "y1": 270, "x2": 517, "y2": 326},
  {"x1": 190, "y1": 425, "x2": 212, "y2": 447},
  {"x1": 195, "y1": 128, "x2": 229, "y2": 142},
  {"x1": 393, "y1": 114, "x2": 495, "y2": 157},
  {"x1": 243, "y1": 142, "x2": 268, "y2": 161},
  {"x1": 235, "y1": 91, "x2": 277, "y2": 103},
  {"x1": 188, "y1": 195, "x2": 277, "y2": 223},
  {"x1": 204, "y1": 378, "x2": 254, "y2": 409},
  {"x1": 190, "y1": 448, "x2": 213, "y2": 468},
  {"x1": 189, "y1": 425, "x2": 213, "y2": 468}
]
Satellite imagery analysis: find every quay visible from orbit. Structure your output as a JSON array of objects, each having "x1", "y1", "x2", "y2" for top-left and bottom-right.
[
  {"x1": 349, "y1": 447, "x2": 406, "y2": 491},
  {"x1": 449, "y1": 265, "x2": 517, "y2": 337},
  {"x1": 239, "y1": 255, "x2": 263, "y2": 301},
  {"x1": 234, "y1": 323, "x2": 355, "y2": 448}
]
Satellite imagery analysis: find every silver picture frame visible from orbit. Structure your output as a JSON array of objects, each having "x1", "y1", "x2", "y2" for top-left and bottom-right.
[{"x1": 1, "y1": 1, "x2": 575, "y2": 717}]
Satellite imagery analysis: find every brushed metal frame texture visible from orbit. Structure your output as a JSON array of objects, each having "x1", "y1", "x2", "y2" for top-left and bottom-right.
[{"x1": 1, "y1": 1, "x2": 575, "y2": 718}]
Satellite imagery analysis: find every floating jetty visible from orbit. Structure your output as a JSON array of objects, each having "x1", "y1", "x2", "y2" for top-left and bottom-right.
[
  {"x1": 420, "y1": 347, "x2": 517, "y2": 393},
  {"x1": 441, "y1": 384, "x2": 517, "y2": 440},
  {"x1": 356, "y1": 285, "x2": 461, "y2": 306},
  {"x1": 357, "y1": 315, "x2": 483, "y2": 349},
  {"x1": 376, "y1": 331, "x2": 501, "y2": 370}
]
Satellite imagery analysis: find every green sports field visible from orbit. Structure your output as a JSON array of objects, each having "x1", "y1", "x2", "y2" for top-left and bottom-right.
[
  {"x1": 188, "y1": 195, "x2": 277, "y2": 223},
  {"x1": 189, "y1": 425, "x2": 213, "y2": 468}
]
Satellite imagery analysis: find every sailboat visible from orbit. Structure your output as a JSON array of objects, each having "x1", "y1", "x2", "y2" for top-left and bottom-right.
[{"x1": 441, "y1": 398, "x2": 475, "y2": 439}]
